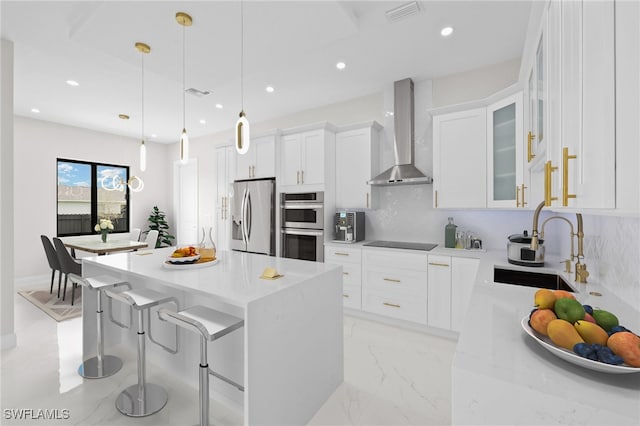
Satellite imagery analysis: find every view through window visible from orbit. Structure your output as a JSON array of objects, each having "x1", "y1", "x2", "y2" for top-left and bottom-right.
[{"x1": 57, "y1": 159, "x2": 130, "y2": 236}]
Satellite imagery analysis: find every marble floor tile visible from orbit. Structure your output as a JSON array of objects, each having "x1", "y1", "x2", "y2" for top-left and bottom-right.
[{"x1": 2, "y1": 291, "x2": 455, "y2": 425}]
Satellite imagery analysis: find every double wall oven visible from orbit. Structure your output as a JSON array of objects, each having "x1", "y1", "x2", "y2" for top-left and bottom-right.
[{"x1": 280, "y1": 192, "x2": 324, "y2": 262}]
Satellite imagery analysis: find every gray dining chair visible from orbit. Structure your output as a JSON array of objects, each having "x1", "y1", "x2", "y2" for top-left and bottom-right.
[
  {"x1": 144, "y1": 229, "x2": 159, "y2": 249},
  {"x1": 53, "y1": 237, "x2": 82, "y2": 305},
  {"x1": 41, "y1": 235, "x2": 63, "y2": 297},
  {"x1": 130, "y1": 228, "x2": 141, "y2": 242}
]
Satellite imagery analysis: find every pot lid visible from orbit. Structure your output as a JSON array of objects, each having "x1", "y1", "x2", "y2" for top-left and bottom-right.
[{"x1": 508, "y1": 231, "x2": 544, "y2": 244}]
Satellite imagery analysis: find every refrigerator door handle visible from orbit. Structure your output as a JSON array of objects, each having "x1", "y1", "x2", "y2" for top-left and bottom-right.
[
  {"x1": 241, "y1": 188, "x2": 249, "y2": 246},
  {"x1": 246, "y1": 191, "x2": 252, "y2": 241}
]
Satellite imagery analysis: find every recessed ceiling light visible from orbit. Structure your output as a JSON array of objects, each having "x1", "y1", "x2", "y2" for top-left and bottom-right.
[
  {"x1": 199, "y1": 119, "x2": 206, "y2": 124},
  {"x1": 118, "y1": 114, "x2": 130, "y2": 120},
  {"x1": 265, "y1": 86, "x2": 275, "y2": 93},
  {"x1": 336, "y1": 62, "x2": 346, "y2": 70},
  {"x1": 215, "y1": 104, "x2": 223, "y2": 109},
  {"x1": 66, "y1": 80, "x2": 79, "y2": 86},
  {"x1": 31, "y1": 108, "x2": 40, "y2": 113},
  {"x1": 440, "y1": 26, "x2": 454, "y2": 37}
]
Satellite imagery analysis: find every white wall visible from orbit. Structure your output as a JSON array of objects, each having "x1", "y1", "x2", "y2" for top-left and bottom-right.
[
  {"x1": 2, "y1": 38, "x2": 17, "y2": 349},
  {"x1": 13, "y1": 116, "x2": 172, "y2": 280}
]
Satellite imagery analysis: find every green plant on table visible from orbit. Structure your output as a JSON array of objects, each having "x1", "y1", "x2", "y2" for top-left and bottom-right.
[{"x1": 145, "y1": 206, "x2": 175, "y2": 248}]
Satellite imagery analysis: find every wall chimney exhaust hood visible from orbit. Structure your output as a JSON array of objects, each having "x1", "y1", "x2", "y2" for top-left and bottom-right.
[{"x1": 368, "y1": 78, "x2": 432, "y2": 186}]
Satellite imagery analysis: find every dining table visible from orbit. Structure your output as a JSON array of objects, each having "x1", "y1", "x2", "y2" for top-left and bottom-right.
[{"x1": 61, "y1": 238, "x2": 148, "y2": 256}]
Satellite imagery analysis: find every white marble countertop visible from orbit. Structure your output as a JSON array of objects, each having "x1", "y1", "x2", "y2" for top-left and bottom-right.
[
  {"x1": 453, "y1": 250, "x2": 640, "y2": 425},
  {"x1": 82, "y1": 247, "x2": 341, "y2": 308}
]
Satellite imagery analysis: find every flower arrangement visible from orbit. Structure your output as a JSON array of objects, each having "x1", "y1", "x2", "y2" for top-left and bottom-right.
[{"x1": 95, "y1": 218, "x2": 114, "y2": 242}]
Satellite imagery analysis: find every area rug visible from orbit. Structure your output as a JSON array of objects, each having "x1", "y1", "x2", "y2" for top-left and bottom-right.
[{"x1": 18, "y1": 286, "x2": 82, "y2": 322}]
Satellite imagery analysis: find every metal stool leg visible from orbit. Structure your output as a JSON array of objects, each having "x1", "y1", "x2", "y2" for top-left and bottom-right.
[
  {"x1": 199, "y1": 336, "x2": 209, "y2": 426},
  {"x1": 79, "y1": 288, "x2": 123, "y2": 378},
  {"x1": 115, "y1": 309, "x2": 168, "y2": 417}
]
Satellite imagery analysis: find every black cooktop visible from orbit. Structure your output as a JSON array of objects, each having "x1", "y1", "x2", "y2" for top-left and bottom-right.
[{"x1": 363, "y1": 240, "x2": 438, "y2": 251}]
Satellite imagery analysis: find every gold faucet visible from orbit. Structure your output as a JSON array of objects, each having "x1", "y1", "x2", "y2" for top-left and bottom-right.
[{"x1": 530, "y1": 201, "x2": 589, "y2": 283}]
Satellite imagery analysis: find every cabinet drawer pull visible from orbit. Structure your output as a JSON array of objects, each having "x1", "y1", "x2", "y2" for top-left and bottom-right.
[
  {"x1": 334, "y1": 252, "x2": 349, "y2": 256},
  {"x1": 296, "y1": 171, "x2": 300, "y2": 184},
  {"x1": 383, "y1": 302, "x2": 401, "y2": 308},
  {"x1": 516, "y1": 185, "x2": 521, "y2": 208},
  {"x1": 527, "y1": 131, "x2": 536, "y2": 162},
  {"x1": 383, "y1": 278, "x2": 401, "y2": 283},
  {"x1": 521, "y1": 184, "x2": 527, "y2": 207},
  {"x1": 562, "y1": 147, "x2": 577, "y2": 206},
  {"x1": 435, "y1": 190, "x2": 438, "y2": 208},
  {"x1": 428, "y1": 262, "x2": 450, "y2": 267},
  {"x1": 301, "y1": 170, "x2": 304, "y2": 184},
  {"x1": 544, "y1": 160, "x2": 558, "y2": 206},
  {"x1": 343, "y1": 294, "x2": 349, "y2": 298},
  {"x1": 366, "y1": 192, "x2": 369, "y2": 209},
  {"x1": 343, "y1": 272, "x2": 349, "y2": 275}
]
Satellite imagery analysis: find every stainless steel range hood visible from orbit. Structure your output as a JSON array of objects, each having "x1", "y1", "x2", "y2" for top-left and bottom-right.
[{"x1": 368, "y1": 78, "x2": 432, "y2": 186}]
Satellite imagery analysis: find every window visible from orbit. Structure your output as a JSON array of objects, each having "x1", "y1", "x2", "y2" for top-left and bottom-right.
[{"x1": 57, "y1": 159, "x2": 130, "y2": 236}]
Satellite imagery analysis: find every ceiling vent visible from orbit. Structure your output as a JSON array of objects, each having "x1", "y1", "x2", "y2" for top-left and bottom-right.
[
  {"x1": 385, "y1": 1, "x2": 421, "y2": 23},
  {"x1": 185, "y1": 88, "x2": 211, "y2": 98}
]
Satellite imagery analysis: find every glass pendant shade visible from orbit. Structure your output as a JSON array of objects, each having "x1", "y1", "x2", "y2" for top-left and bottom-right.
[
  {"x1": 235, "y1": 111, "x2": 250, "y2": 155},
  {"x1": 139, "y1": 140, "x2": 146, "y2": 171},
  {"x1": 180, "y1": 128, "x2": 189, "y2": 163}
]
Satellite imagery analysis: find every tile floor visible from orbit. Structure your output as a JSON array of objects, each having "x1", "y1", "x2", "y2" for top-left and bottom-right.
[{"x1": 2, "y1": 290, "x2": 456, "y2": 425}]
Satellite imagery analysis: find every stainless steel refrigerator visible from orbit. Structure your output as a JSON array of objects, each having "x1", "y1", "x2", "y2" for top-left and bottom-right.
[{"x1": 230, "y1": 178, "x2": 276, "y2": 256}]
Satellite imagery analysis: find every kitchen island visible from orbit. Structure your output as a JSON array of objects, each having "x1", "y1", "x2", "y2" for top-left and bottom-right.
[
  {"x1": 81, "y1": 248, "x2": 343, "y2": 426},
  {"x1": 452, "y1": 251, "x2": 640, "y2": 425}
]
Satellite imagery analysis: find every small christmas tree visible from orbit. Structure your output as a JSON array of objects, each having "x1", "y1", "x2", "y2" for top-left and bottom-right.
[{"x1": 146, "y1": 205, "x2": 175, "y2": 248}]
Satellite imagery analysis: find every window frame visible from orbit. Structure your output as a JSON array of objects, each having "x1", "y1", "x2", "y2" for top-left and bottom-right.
[{"x1": 56, "y1": 158, "x2": 131, "y2": 237}]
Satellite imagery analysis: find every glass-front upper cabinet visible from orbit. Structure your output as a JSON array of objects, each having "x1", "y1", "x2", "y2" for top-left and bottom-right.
[
  {"x1": 487, "y1": 92, "x2": 523, "y2": 208},
  {"x1": 526, "y1": 34, "x2": 546, "y2": 165}
]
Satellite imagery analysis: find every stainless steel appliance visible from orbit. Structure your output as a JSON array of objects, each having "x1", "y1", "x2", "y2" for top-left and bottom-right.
[
  {"x1": 507, "y1": 231, "x2": 545, "y2": 267},
  {"x1": 281, "y1": 192, "x2": 324, "y2": 261},
  {"x1": 333, "y1": 211, "x2": 365, "y2": 243},
  {"x1": 230, "y1": 178, "x2": 275, "y2": 256}
]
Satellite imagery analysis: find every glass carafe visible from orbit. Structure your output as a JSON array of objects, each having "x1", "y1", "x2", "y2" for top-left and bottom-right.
[{"x1": 199, "y1": 227, "x2": 217, "y2": 259}]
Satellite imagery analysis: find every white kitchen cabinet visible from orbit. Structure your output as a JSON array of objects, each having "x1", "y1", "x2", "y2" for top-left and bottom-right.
[
  {"x1": 487, "y1": 92, "x2": 524, "y2": 208},
  {"x1": 432, "y1": 108, "x2": 487, "y2": 209},
  {"x1": 560, "y1": 0, "x2": 615, "y2": 209},
  {"x1": 325, "y1": 243, "x2": 362, "y2": 309},
  {"x1": 427, "y1": 255, "x2": 452, "y2": 330},
  {"x1": 334, "y1": 122, "x2": 381, "y2": 209},
  {"x1": 362, "y1": 248, "x2": 428, "y2": 324},
  {"x1": 235, "y1": 133, "x2": 276, "y2": 180},
  {"x1": 450, "y1": 257, "x2": 480, "y2": 332},
  {"x1": 280, "y1": 126, "x2": 335, "y2": 191},
  {"x1": 215, "y1": 145, "x2": 235, "y2": 251}
]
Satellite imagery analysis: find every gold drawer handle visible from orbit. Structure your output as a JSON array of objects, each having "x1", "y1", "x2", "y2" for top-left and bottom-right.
[
  {"x1": 428, "y1": 262, "x2": 450, "y2": 267},
  {"x1": 383, "y1": 278, "x2": 401, "y2": 283},
  {"x1": 383, "y1": 302, "x2": 401, "y2": 308},
  {"x1": 562, "y1": 147, "x2": 577, "y2": 206},
  {"x1": 343, "y1": 272, "x2": 349, "y2": 275},
  {"x1": 527, "y1": 131, "x2": 536, "y2": 162},
  {"x1": 544, "y1": 160, "x2": 558, "y2": 206},
  {"x1": 335, "y1": 252, "x2": 349, "y2": 256},
  {"x1": 343, "y1": 294, "x2": 349, "y2": 298}
]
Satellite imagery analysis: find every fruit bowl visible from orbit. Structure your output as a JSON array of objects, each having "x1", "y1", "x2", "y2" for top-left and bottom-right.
[{"x1": 521, "y1": 316, "x2": 640, "y2": 374}]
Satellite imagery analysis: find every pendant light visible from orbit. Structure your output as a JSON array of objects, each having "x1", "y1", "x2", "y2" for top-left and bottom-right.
[
  {"x1": 176, "y1": 12, "x2": 192, "y2": 163},
  {"x1": 135, "y1": 42, "x2": 150, "y2": 172},
  {"x1": 235, "y1": 0, "x2": 250, "y2": 155}
]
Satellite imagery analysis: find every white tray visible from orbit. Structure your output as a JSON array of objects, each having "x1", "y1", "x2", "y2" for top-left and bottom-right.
[
  {"x1": 163, "y1": 258, "x2": 219, "y2": 270},
  {"x1": 521, "y1": 315, "x2": 640, "y2": 374}
]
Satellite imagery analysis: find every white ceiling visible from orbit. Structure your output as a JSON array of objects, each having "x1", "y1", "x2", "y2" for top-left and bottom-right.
[{"x1": 2, "y1": 1, "x2": 532, "y2": 143}]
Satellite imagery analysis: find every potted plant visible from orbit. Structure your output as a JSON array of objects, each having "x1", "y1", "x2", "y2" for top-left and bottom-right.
[{"x1": 145, "y1": 206, "x2": 175, "y2": 248}]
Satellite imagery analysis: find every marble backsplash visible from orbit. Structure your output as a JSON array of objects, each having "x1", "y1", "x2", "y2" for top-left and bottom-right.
[{"x1": 582, "y1": 214, "x2": 640, "y2": 309}]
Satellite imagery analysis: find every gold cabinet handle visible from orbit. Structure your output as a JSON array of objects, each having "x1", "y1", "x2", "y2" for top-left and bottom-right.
[
  {"x1": 334, "y1": 252, "x2": 349, "y2": 256},
  {"x1": 301, "y1": 170, "x2": 304, "y2": 184},
  {"x1": 343, "y1": 294, "x2": 350, "y2": 298},
  {"x1": 562, "y1": 147, "x2": 577, "y2": 206},
  {"x1": 527, "y1": 131, "x2": 536, "y2": 162},
  {"x1": 383, "y1": 278, "x2": 401, "y2": 283},
  {"x1": 544, "y1": 160, "x2": 558, "y2": 206},
  {"x1": 252, "y1": 165, "x2": 256, "y2": 177},
  {"x1": 383, "y1": 302, "x2": 401, "y2": 308},
  {"x1": 428, "y1": 262, "x2": 450, "y2": 267},
  {"x1": 343, "y1": 272, "x2": 349, "y2": 275},
  {"x1": 516, "y1": 185, "x2": 521, "y2": 208},
  {"x1": 296, "y1": 170, "x2": 300, "y2": 184},
  {"x1": 521, "y1": 184, "x2": 527, "y2": 207},
  {"x1": 366, "y1": 192, "x2": 369, "y2": 209},
  {"x1": 435, "y1": 190, "x2": 438, "y2": 208}
]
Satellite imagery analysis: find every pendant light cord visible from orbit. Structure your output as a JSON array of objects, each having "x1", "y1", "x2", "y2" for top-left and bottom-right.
[
  {"x1": 182, "y1": 24, "x2": 186, "y2": 128},
  {"x1": 141, "y1": 51, "x2": 145, "y2": 142},
  {"x1": 240, "y1": 0, "x2": 244, "y2": 112}
]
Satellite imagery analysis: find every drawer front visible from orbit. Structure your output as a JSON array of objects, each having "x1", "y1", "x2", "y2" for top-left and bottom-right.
[
  {"x1": 342, "y1": 284, "x2": 361, "y2": 309},
  {"x1": 325, "y1": 245, "x2": 362, "y2": 263},
  {"x1": 341, "y1": 262, "x2": 362, "y2": 286},
  {"x1": 363, "y1": 268, "x2": 427, "y2": 298},
  {"x1": 362, "y1": 291, "x2": 427, "y2": 324},
  {"x1": 363, "y1": 248, "x2": 428, "y2": 271}
]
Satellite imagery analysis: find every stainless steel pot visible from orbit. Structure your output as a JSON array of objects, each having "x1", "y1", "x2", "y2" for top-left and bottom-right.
[{"x1": 507, "y1": 231, "x2": 545, "y2": 267}]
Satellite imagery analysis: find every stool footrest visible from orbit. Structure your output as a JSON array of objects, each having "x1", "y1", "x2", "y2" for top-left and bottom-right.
[{"x1": 208, "y1": 367, "x2": 244, "y2": 392}]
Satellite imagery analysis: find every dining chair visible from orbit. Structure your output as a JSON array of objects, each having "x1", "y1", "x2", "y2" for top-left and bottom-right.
[
  {"x1": 144, "y1": 230, "x2": 159, "y2": 249},
  {"x1": 53, "y1": 237, "x2": 82, "y2": 305},
  {"x1": 130, "y1": 228, "x2": 141, "y2": 242},
  {"x1": 41, "y1": 235, "x2": 63, "y2": 297}
]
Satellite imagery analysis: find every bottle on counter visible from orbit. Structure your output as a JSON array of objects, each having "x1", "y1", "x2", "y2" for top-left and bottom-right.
[
  {"x1": 445, "y1": 217, "x2": 457, "y2": 248},
  {"x1": 198, "y1": 226, "x2": 217, "y2": 259}
]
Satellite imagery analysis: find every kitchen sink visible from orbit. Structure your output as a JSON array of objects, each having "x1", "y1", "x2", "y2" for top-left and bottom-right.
[{"x1": 493, "y1": 267, "x2": 575, "y2": 292}]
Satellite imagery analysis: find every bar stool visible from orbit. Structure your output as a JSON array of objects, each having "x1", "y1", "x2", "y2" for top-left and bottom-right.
[
  {"x1": 104, "y1": 287, "x2": 179, "y2": 417},
  {"x1": 158, "y1": 305, "x2": 244, "y2": 426},
  {"x1": 69, "y1": 273, "x2": 130, "y2": 379}
]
